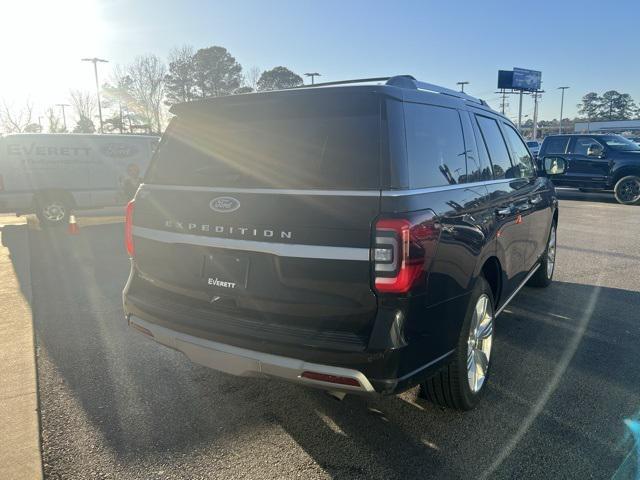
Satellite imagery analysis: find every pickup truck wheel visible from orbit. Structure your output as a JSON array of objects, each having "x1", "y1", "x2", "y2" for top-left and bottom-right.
[
  {"x1": 527, "y1": 222, "x2": 556, "y2": 288},
  {"x1": 420, "y1": 276, "x2": 494, "y2": 410},
  {"x1": 614, "y1": 176, "x2": 640, "y2": 205},
  {"x1": 35, "y1": 196, "x2": 70, "y2": 227}
]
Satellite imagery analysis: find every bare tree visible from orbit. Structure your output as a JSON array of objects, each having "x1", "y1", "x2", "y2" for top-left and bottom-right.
[
  {"x1": 103, "y1": 66, "x2": 139, "y2": 129},
  {"x1": 125, "y1": 54, "x2": 167, "y2": 133},
  {"x1": 69, "y1": 89, "x2": 97, "y2": 122},
  {"x1": 244, "y1": 66, "x2": 262, "y2": 92},
  {"x1": 0, "y1": 99, "x2": 34, "y2": 133},
  {"x1": 45, "y1": 107, "x2": 65, "y2": 133}
]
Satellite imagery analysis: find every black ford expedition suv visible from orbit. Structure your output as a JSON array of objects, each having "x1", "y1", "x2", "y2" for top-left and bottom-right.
[
  {"x1": 538, "y1": 133, "x2": 640, "y2": 204},
  {"x1": 123, "y1": 75, "x2": 560, "y2": 410}
]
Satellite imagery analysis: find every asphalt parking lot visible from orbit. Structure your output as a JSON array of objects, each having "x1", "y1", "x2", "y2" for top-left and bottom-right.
[{"x1": 3, "y1": 190, "x2": 640, "y2": 479}]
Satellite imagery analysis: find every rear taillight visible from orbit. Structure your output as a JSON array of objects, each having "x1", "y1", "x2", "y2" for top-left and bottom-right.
[
  {"x1": 373, "y1": 211, "x2": 440, "y2": 294},
  {"x1": 125, "y1": 200, "x2": 135, "y2": 257}
]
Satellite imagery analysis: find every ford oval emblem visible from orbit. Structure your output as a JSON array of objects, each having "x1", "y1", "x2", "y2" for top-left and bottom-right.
[{"x1": 210, "y1": 196, "x2": 240, "y2": 213}]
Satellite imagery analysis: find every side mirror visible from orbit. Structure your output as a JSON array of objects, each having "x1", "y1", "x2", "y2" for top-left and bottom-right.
[
  {"x1": 587, "y1": 144, "x2": 604, "y2": 157},
  {"x1": 544, "y1": 156, "x2": 566, "y2": 175}
]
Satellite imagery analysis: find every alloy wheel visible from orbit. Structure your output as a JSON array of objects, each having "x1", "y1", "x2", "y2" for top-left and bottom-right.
[
  {"x1": 618, "y1": 178, "x2": 640, "y2": 203},
  {"x1": 467, "y1": 293, "x2": 493, "y2": 393},
  {"x1": 547, "y1": 225, "x2": 557, "y2": 279},
  {"x1": 42, "y1": 202, "x2": 66, "y2": 222}
]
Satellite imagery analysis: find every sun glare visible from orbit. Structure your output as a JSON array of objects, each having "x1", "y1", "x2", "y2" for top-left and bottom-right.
[{"x1": 0, "y1": 0, "x2": 108, "y2": 106}]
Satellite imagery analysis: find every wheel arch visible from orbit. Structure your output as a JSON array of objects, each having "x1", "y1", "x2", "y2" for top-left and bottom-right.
[
  {"x1": 611, "y1": 166, "x2": 640, "y2": 186},
  {"x1": 31, "y1": 189, "x2": 77, "y2": 209},
  {"x1": 480, "y1": 256, "x2": 502, "y2": 307}
]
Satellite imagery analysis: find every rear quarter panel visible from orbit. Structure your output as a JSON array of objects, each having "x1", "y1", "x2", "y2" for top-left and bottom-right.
[{"x1": 381, "y1": 183, "x2": 494, "y2": 350}]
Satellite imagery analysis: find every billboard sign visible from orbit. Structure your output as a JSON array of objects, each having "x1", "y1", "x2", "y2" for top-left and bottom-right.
[
  {"x1": 512, "y1": 67, "x2": 541, "y2": 91},
  {"x1": 497, "y1": 70, "x2": 514, "y2": 89}
]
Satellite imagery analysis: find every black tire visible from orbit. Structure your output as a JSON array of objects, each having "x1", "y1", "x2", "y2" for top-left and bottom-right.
[
  {"x1": 527, "y1": 221, "x2": 557, "y2": 288},
  {"x1": 35, "y1": 195, "x2": 71, "y2": 227},
  {"x1": 613, "y1": 175, "x2": 640, "y2": 205},
  {"x1": 420, "y1": 276, "x2": 494, "y2": 410}
]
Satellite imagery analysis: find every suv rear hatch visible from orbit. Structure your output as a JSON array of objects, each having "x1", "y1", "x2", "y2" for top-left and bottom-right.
[{"x1": 128, "y1": 89, "x2": 386, "y2": 349}]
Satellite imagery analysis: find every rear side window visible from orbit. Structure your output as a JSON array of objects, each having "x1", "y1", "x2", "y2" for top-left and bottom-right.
[
  {"x1": 460, "y1": 111, "x2": 492, "y2": 182},
  {"x1": 571, "y1": 137, "x2": 603, "y2": 155},
  {"x1": 543, "y1": 136, "x2": 569, "y2": 154},
  {"x1": 147, "y1": 92, "x2": 381, "y2": 189},
  {"x1": 404, "y1": 103, "x2": 467, "y2": 187},
  {"x1": 502, "y1": 124, "x2": 535, "y2": 178},
  {"x1": 475, "y1": 115, "x2": 513, "y2": 179}
]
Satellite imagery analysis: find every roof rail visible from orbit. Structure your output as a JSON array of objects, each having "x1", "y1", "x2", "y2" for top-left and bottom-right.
[
  {"x1": 291, "y1": 74, "x2": 487, "y2": 106},
  {"x1": 293, "y1": 77, "x2": 392, "y2": 88}
]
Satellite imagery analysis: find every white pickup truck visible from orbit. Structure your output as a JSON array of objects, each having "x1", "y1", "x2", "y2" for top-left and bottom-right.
[{"x1": 0, "y1": 133, "x2": 158, "y2": 225}]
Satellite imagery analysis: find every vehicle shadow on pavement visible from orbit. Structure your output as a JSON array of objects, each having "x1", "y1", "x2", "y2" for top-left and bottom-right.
[
  {"x1": 12, "y1": 222, "x2": 640, "y2": 479},
  {"x1": 267, "y1": 279, "x2": 640, "y2": 479},
  {"x1": 1, "y1": 223, "x2": 33, "y2": 305}
]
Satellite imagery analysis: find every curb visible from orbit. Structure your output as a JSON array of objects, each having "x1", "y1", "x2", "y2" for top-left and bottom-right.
[{"x1": 0, "y1": 219, "x2": 43, "y2": 480}]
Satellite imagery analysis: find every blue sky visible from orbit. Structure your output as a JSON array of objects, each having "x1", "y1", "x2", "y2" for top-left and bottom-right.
[{"x1": 2, "y1": 0, "x2": 638, "y2": 121}]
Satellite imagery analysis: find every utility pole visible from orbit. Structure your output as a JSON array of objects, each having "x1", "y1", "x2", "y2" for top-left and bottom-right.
[
  {"x1": 456, "y1": 81, "x2": 470, "y2": 93},
  {"x1": 500, "y1": 89, "x2": 508, "y2": 114},
  {"x1": 517, "y1": 90, "x2": 524, "y2": 131},
  {"x1": 494, "y1": 89, "x2": 511, "y2": 115},
  {"x1": 304, "y1": 72, "x2": 321, "y2": 85},
  {"x1": 557, "y1": 86, "x2": 569, "y2": 134},
  {"x1": 81, "y1": 57, "x2": 108, "y2": 133},
  {"x1": 531, "y1": 91, "x2": 543, "y2": 140},
  {"x1": 55, "y1": 103, "x2": 70, "y2": 131}
]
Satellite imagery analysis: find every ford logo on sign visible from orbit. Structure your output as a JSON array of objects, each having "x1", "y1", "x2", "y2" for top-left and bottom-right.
[
  {"x1": 210, "y1": 196, "x2": 241, "y2": 213},
  {"x1": 100, "y1": 143, "x2": 139, "y2": 159}
]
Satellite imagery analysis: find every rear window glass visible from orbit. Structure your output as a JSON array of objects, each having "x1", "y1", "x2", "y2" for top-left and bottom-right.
[
  {"x1": 542, "y1": 136, "x2": 569, "y2": 154},
  {"x1": 147, "y1": 93, "x2": 381, "y2": 189},
  {"x1": 404, "y1": 103, "x2": 467, "y2": 187}
]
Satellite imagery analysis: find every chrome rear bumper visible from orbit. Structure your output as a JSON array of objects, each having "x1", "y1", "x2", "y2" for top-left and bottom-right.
[{"x1": 128, "y1": 315, "x2": 376, "y2": 395}]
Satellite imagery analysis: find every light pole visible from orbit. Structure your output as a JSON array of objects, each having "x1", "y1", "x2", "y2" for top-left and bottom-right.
[
  {"x1": 55, "y1": 103, "x2": 70, "y2": 131},
  {"x1": 304, "y1": 72, "x2": 321, "y2": 85},
  {"x1": 457, "y1": 81, "x2": 470, "y2": 93},
  {"x1": 81, "y1": 57, "x2": 108, "y2": 133},
  {"x1": 531, "y1": 90, "x2": 544, "y2": 140},
  {"x1": 558, "y1": 86, "x2": 569, "y2": 133}
]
